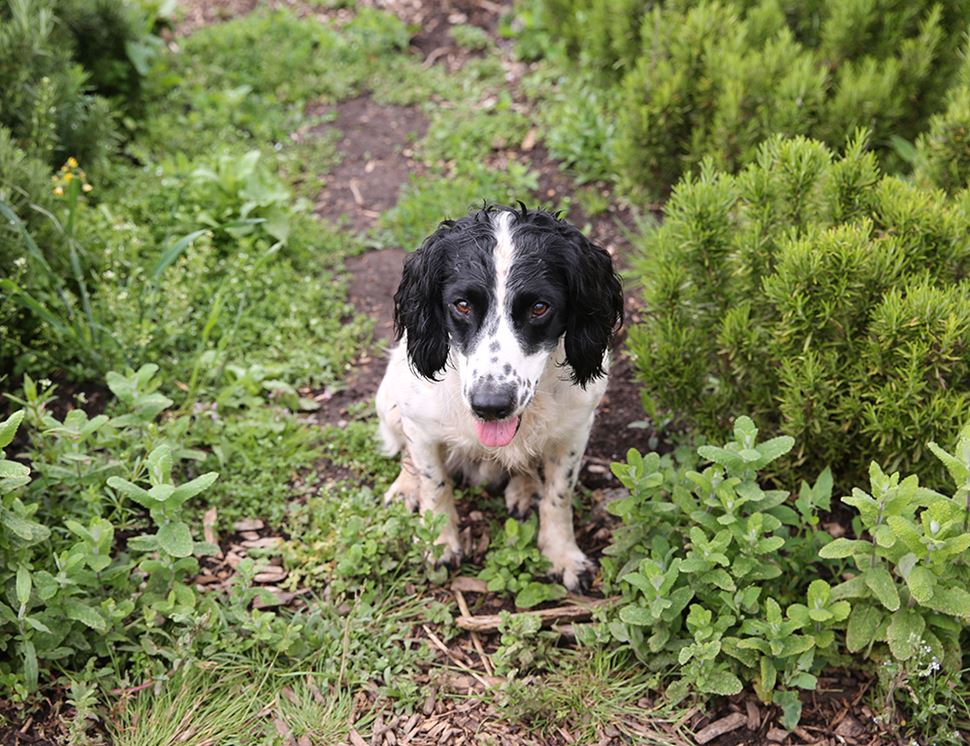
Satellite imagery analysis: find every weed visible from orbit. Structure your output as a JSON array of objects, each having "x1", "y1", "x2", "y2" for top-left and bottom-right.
[{"x1": 479, "y1": 516, "x2": 567, "y2": 609}]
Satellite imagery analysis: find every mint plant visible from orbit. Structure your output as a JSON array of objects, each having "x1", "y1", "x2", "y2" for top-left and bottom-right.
[
  {"x1": 0, "y1": 368, "x2": 220, "y2": 697},
  {"x1": 821, "y1": 425, "x2": 970, "y2": 670},
  {"x1": 605, "y1": 417, "x2": 838, "y2": 725},
  {"x1": 479, "y1": 516, "x2": 567, "y2": 609}
]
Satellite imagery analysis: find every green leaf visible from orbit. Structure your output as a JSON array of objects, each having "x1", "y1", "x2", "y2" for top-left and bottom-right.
[
  {"x1": 23, "y1": 616, "x2": 51, "y2": 634},
  {"x1": 924, "y1": 586, "x2": 970, "y2": 618},
  {"x1": 905, "y1": 566, "x2": 935, "y2": 605},
  {"x1": 107, "y1": 476, "x2": 153, "y2": 506},
  {"x1": 151, "y1": 229, "x2": 208, "y2": 280},
  {"x1": 64, "y1": 600, "x2": 107, "y2": 632},
  {"x1": 170, "y1": 472, "x2": 219, "y2": 505},
  {"x1": 1, "y1": 507, "x2": 50, "y2": 543},
  {"x1": 515, "y1": 582, "x2": 565, "y2": 609},
  {"x1": 157, "y1": 522, "x2": 194, "y2": 558},
  {"x1": 16, "y1": 566, "x2": 31, "y2": 608},
  {"x1": 619, "y1": 605, "x2": 655, "y2": 626},
  {"x1": 699, "y1": 669, "x2": 743, "y2": 696},
  {"x1": 755, "y1": 436, "x2": 795, "y2": 465},
  {"x1": 23, "y1": 640, "x2": 38, "y2": 692},
  {"x1": 774, "y1": 690, "x2": 803, "y2": 730},
  {"x1": 818, "y1": 538, "x2": 869, "y2": 559},
  {"x1": 887, "y1": 608, "x2": 925, "y2": 661},
  {"x1": 863, "y1": 567, "x2": 900, "y2": 611},
  {"x1": 846, "y1": 604, "x2": 882, "y2": 653},
  {"x1": 0, "y1": 410, "x2": 25, "y2": 449}
]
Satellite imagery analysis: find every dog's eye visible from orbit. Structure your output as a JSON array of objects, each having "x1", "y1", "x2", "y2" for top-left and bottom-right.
[
  {"x1": 453, "y1": 299, "x2": 472, "y2": 315},
  {"x1": 530, "y1": 302, "x2": 550, "y2": 318}
]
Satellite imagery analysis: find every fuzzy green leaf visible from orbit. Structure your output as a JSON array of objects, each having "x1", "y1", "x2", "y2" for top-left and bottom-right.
[
  {"x1": 863, "y1": 567, "x2": 900, "y2": 611},
  {"x1": 170, "y1": 472, "x2": 219, "y2": 505},
  {"x1": 16, "y1": 566, "x2": 31, "y2": 608},
  {"x1": 699, "y1": 669, "x2": 743, "y2": 696},
  {"x1": 619, "y1": 605, "x2": 655, "y2": 626},
  {"x1": 818, "y1": 537, "x2": 869, "y2": 559},
  {"x1": 846, "y1": 604, "x2": 882, "y2": 652},
  {"x1": 924, "y1": 586, "x2": 970, "y2": 619},
  {"x1": 905, "y1": 565, "x2": 935, "y2": 605},
  {"x1": 157, "y1": 521, "x2": 194, "y2": 558},
  {"x1": 64, "y1": 600, "x2": 107, "y2": 632},
  {"x1": 0, "y1": 410, "x2": 24, "y2": 450},
  {"x1": 886, "y1": 608, "x2": 925, "y2": 661}
]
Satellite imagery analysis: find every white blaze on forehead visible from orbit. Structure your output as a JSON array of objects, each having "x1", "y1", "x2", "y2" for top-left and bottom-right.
[{"x1": 491, "y1": 210, "x2": 516, "y2": 313}]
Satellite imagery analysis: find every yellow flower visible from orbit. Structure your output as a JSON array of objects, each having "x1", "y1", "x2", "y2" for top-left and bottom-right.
[
  {"x1": 67, "y1": 156, "x2": 79, "y2": 168},
  {"x1": 82, "y1": 184, "x2": 93, "y2": 193},
  {"x1": 64, "y1": 172, "x2": 74, "y2": 182},
  {"x1": 53, "y1": 186, "x2": 64, "y2": 196}
]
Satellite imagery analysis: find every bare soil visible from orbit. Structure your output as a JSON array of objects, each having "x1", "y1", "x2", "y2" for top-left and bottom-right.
[{"x1": 310, "y1": 97, "x2": 428, "y2": 235}]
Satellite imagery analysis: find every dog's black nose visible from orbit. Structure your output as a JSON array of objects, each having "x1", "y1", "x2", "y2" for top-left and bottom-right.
[{"x1": 470, "y1": 387, "x2": 516, "y2": 420}]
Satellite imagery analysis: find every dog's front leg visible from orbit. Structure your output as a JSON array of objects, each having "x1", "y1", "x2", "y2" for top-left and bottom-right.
[
  {"x1": 538, "y1": 434, "x2": 595, "y2": 592},
  {"x1": 408, "y1": 436, "x2": 463, "y2": 568}
]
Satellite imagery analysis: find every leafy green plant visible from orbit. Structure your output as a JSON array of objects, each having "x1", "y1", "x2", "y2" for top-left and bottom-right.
[
  {"x1": 915, "y1": 38, "x2": 970, "y2": 193},
  {"x1": 189, "y1": 150, "x2": 295, "y2": 246},
  {"x1": 630, "y1": 133, "x2": 970, "y2": 488},
  {"x1": 528, "y1": 0, "x2": 970, "y2": 196},
  {"x1": 479, "y1": 516, "x2": 567, "y2": 609},
  {"x1": 819, "y1": 426, "x2": 970, "y2": 670},
  {"x1": 450, "y1": 23, "x2": 491, "y2": 51},
  {"x1": 492, "y1": 611, "x2": 560, "y2": 676},
  {"x1": 0, "y1": 367, "x2": 219, "y2": 697},
  {"x1": 605, "y1": 417, "x2": 839, "y2": 726}
]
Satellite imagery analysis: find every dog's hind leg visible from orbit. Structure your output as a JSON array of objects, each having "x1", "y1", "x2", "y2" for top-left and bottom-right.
[
  {"x1": 384, "y1": 448, "x2": 420, "y2": 512},
  {"x1": 375, "y1": 374, "x2": 404, "y2": 457},
  {"x1": 505, "y1": 473, "x2": 541, "y2": 520}
]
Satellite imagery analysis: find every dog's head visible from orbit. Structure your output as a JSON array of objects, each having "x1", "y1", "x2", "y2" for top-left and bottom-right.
[{"x1": 393, "y1": 205, "x2": 623, "y2": 448}]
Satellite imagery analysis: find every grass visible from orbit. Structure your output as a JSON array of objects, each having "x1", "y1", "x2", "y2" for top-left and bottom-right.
[{"x1": 494, "y1": 648, "x2": 691, "y2": 744}]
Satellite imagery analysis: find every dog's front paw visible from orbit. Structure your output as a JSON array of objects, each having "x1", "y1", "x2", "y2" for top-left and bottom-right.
[
  {"x1": 430, "y1": 526, "x2": 464, "y2": 570},
  {"x1": 384, "y1": 469, "x2": 420, "y2": 512},
  {"x1": 505, "y1": 474, "x2": 541, "y2": 520},
  {"x1": 546, "y1": 545, "x2": 597, "y2": 593}
]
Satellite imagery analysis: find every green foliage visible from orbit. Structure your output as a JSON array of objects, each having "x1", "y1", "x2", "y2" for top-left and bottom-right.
[
  {"x1": 283, "y1": 485, "x2": 449, "y2": 597},
  {"x1": 479, "y1": 517, "x2": 567, "y2": 609},
  {"x1": 0, "y1": 0, "x2": 164, "y2": 173},
  {"x1": 492, "y1": 611, "x2": 560, "y2": 676},
  {"x1": 0, "y1": 367, "x2": 218, "y2": 697},
  {"x1": 56, "y1": 0, "x2": 165, "y2": 105},
  {"x1": 604, "y1": 417, "x2": 839, "y2": 722},
  {"x1": 528, "y1": 0, "x2": 970, "y2": 196},
  {"x1": 450, "y1": 23, "x2": 492, "y2": 51},
  {"x1": 376, "y1": 162, "x2": 539, "y2": 249},
  {"x1": 915, "y1": 39, "x2": 970, "y2": 193},
  {"x1": 630, "y1": 134, "x2": 970, "y2": 488},
  {"x1": 818, "y1": 426, "x2": 970, "y2": 671}
]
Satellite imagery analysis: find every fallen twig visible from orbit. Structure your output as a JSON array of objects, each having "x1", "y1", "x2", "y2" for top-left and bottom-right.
[
  {"x1": 454, "y1": 597, "x2": 615, "y2": 633},
  {"x1": 453, "y1": 589, "x2": 494, "y2": 676}
]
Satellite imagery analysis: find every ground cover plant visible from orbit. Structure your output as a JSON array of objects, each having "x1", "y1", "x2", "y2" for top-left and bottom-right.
[{"x1": 2, "y1": 0, "x2": 969, "y2": 743}]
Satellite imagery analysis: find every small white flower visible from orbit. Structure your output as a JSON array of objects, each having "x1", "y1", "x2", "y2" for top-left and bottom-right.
[{"x1": 13, "y1": 257, "x2": 26, "y2": 268}]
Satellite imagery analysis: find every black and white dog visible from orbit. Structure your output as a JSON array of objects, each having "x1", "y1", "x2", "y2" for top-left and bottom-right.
[{"x1": 376, "y1": 204, "x2": 623, "y2": 591}]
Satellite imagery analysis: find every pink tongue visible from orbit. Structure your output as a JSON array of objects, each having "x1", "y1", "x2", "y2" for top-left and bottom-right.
[{"x1": 474, "y1": 417, "x2": 519, "y2": 447}]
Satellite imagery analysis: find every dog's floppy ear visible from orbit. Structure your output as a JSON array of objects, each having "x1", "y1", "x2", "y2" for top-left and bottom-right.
[
  {"x1": 563, "y1": 228, "x2": 624, "y2": 387},
  {"x1": 393, "y1": 223, "x2": 454, "y2": 380}
]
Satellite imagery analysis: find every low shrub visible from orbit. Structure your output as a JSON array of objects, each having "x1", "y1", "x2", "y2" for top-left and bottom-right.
[
  {"x1": 915, "y1": 39, "x2": 970, "y2": 194},
  {"x1": 600, "y1": 416, "x2": 970, "y2": 730},
  {"x1": 528, "y1": 0, "x2": 970, "y2": 196},
  {"x1": 629, "y1": 133, "x2": 970, "y2": 488}
]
